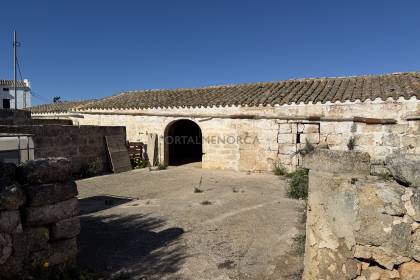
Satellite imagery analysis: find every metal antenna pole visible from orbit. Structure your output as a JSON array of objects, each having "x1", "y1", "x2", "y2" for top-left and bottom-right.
[{"x1": 13, "y1": 31, "x2": 17, "y2": 109}]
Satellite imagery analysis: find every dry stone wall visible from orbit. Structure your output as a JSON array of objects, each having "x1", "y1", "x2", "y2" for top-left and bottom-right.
[
  {"x1": 0, "y1": 158, "x2": 80, "y2": 279},
  {"x1": 302, "y1": 149, "x2": 420, "y2": 280},
  {"x1": 0, "y1": 124, "x2": 126, "y2": 175}
]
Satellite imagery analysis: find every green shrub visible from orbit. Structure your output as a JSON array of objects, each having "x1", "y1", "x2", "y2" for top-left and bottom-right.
[
  {"x1": 130, "y1": 158, "x2": 150, "y2": 169},
  {"x1": 272, "y1": 162, "x2": 287, "y2": 176},
  {"x1": 287, "y1": 169, "x2": 309, "y2": 199},
  {"x1": 292, "y1": 233, "x2": 306, "y2": 256}
]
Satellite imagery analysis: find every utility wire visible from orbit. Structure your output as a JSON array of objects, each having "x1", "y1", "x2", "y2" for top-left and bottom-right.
[
  {"x1": 16, "y1": 58, "x2": 24, "y2": 81},
  {"x1": 16, "y1": 56, "x2": 51, "y2": 104}
]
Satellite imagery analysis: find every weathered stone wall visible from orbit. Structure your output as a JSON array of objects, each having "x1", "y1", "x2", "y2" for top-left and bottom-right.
[
  {"x1": 302, "y1": 149, "x2": 420, "y2": 280},
  {"x1": 0, "y1": 125, "x2": 126, "y2": 175},
  {"x1": 0, "y1": 109, "x2": 31, "y2": 125},
  {"x1": 0, "y1": 158, "x2": 80, "y2": 279},
  {"x1": 33, "y1": 97, "x2": 419, "y2": 172}
]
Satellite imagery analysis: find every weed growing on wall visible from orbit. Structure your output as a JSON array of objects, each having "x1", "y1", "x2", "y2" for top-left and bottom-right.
[
  {"x1": 294, "y1": 140, "x2": 315, "y2": 157},
  {"x1": 347, "y1": 137, "x2": 357, "y2": 150}
]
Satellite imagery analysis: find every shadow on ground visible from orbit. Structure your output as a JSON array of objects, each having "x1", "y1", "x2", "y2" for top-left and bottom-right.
[
  {"x1": 78, "y1": 195, "x2": 136, "y2": 215},
  {"x1": 78, "y1": 202, "x2": 188, "y2": 279}
]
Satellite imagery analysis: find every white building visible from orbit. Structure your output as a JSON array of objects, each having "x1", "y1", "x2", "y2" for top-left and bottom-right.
[{"x1": 0, "y1": 79, "x2": 31, "y2": 109}]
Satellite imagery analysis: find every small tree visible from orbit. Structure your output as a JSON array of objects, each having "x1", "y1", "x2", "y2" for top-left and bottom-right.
[{"x1": 53, "y1": 96, "x2": 61, "y2": 103}]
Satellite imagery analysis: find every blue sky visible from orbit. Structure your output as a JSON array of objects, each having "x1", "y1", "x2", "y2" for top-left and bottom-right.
[{"x1": 1, "y1": 0, "x2": 419, "y2": 105}]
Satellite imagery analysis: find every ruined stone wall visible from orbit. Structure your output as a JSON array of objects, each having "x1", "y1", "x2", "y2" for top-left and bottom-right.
[
  {"x1": 36, "y1": 97, "x2": 419, "y2": 172},
  {"x1": 302, "y1": 149, "x2": 420, "y2": 280},
  {"x1": 0, "y1": 158, "x2": 80, "y2": 279},
  {"x1": 0, "y1": 125, "x2": 126, "y2": 175}
]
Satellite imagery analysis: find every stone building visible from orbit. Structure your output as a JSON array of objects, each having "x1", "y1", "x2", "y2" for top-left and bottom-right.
[{"x1": 31, "y1": 72, "x2": 420, "y2": 172}]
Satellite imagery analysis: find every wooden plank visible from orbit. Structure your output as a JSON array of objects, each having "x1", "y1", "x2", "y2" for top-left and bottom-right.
[
  {"x1": 105, "y1": 136, "x2": 132, "y2": 173},
  {"x1": 147, "y1": 134, "x2": 158, "y2": 166}
]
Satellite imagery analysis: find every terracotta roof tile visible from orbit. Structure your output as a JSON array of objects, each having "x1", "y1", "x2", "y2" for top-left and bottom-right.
[
  {"x1": 32, "y1": 72, "x2": 420, "y2": 113},
  {"x1": 30, "y1": 100, "x2": 96, "y2": 114},
  {"x1": 0, "y1": 80, "x2": 29, "y2": 88}
]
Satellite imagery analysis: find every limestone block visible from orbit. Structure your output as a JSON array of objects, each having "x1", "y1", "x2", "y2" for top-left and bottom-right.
[
  {"x1": 13, "y1": 227, "x2": 49, "y2": 253},
  {"x1": 18, "y1": 158, "x2": 72, "y2": 184},
  {"x1": 410, "y1": 229, "x2": 420, "y2": 261},
  {"x1": 0, "y1": 185, "x2": 26, "y2": 210},
  {"x1": 50, "y1": 217, "x2": 80, "y2": 240},
  {"x1": 407, "y1": 122, "x2": 420, "y2": 135},
  {"x1": 399, "y1": 261, "x2": 420, "y2": 280},
  {"x1": 0, "y1": 210, "x2": 22, "y2": 233},
  {"x1": 302, "y1": 149, "x2": 370, "y2": 175},
  {"x1": 353, "y1": 245, "x2": 410, "y2": 270},
  {"x1": 48, "y1": 238, "x2": 78, "y2": 265},
  {"x1": 384, "y1": 124, "x2": 409, "y2": 134},
  {"x1": 25, "y1": 181, "x2": 78, "y2": 207},
  {"x1": 320, "y1": 122, "x2": 337, "y2": 134},
  {"x1": 277, "y1": 133, "x2": 296, "y2": 144},
  {"x1": 382, "y1": 134, "x2": 401, "y2": 147},
  {"x1": 0, "y1": 233, "x2": 12, "y2": 265},
  {"x1": 300, "y1": 133, "x2": 320, "y2": 144},
  {"x1": 278, "y1": 144, "x2": 296, "y2": 155},
  {"x1": 302, "y1": 124, "x2": 319, "y2": 134},
  {"x1": 25, "y1": 198, "x2": 79, "y2": 226},
  {"x1": 402, "y1": 136, "x2": 420, "y2": 149},
  {"x1": 324, "y1": 133, "x2": 345, "y2": 145},
  {"x1": 362, "y1": 124, "x2": 383, "y2": 133},
  {"x1": 357, "y1": 134, "x2": 375, "y2": 146},
  {"x1": 279, "y1": 123, "x2": 293, "y2": 134},
  {"x1": 359, "y1": 266, "x2": 400, "y2": 280},
  {"x1": 386, "y1": 151, "x2": 420, "y2": 188}
]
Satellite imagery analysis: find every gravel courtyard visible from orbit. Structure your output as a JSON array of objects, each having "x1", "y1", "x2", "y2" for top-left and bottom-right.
[{"x1": 76, "y1": 163, "x2": 304, "y2": 280}]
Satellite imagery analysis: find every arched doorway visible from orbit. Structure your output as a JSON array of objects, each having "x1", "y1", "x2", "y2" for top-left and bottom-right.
[{"x1": 165, "y1": 119, "x2": 202, "y2": 166}]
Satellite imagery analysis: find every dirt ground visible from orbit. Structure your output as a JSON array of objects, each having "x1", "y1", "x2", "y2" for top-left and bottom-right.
[{"x1": 77, "y1": 163, "x2": 305, "y2": 280}]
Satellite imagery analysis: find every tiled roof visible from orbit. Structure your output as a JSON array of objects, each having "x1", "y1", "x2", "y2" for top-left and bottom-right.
[
  {"x1": 31, "y1": 72, "x2": 420, "y2": 113},
  {"x1": 30, "y1": 100, "x2": 95, "y2": 114},
  {"x1": 0, "y1": 80, "x2": 29, "y2": 88},
  {"x1": 77, "y1": 72, "x2": 420, "y2": 110}
]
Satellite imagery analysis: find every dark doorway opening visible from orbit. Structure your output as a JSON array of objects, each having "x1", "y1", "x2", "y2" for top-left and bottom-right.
[
  {"x1": 166, "y1": 120, "x2": 202, "y2": 166},
  {"x1": 3, "y1": 99, "x2": 10, "y2": 109}
]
